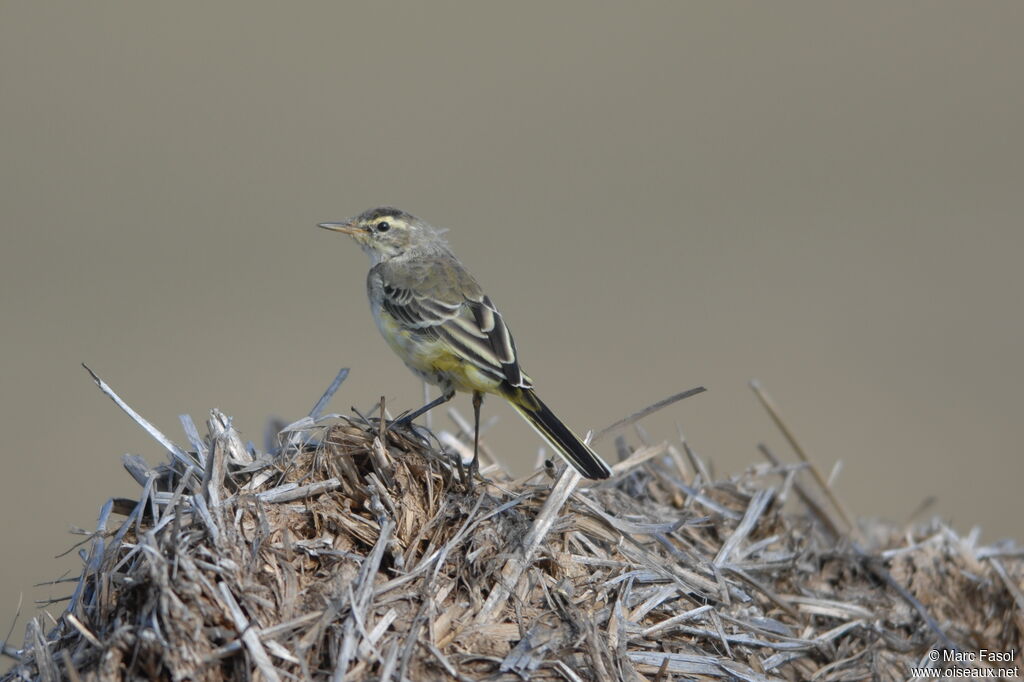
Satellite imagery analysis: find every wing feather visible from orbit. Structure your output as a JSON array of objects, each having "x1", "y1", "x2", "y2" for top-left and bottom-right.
[{"x1": 379, "y1": 279, "x2": 531, "y2": 389}]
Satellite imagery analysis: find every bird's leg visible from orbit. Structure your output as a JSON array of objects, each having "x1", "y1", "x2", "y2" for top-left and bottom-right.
[
  {"x1": 470, "y1": 391, "x2": 483, "y2": 486},
  {"x1": 422, "y1": 381, "x2": 433, "y2": 430},
  {"x1": 392, "y1": 389, "x2": 455, "y2": 427}
]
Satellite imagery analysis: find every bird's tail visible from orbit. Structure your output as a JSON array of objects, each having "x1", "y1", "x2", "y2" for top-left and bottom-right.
[{"x1": 505, "y1": 387, "x2": 612, "y2": 480}]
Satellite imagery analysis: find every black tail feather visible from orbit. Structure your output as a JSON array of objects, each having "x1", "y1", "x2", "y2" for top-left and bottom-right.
[{"x1": 507, "y1": 388, "x2": 612, "y2": 479}]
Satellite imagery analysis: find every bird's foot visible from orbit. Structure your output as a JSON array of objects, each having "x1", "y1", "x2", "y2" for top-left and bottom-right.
[{"x1": 387, "y1": 411, "x2": 414, "y2": 429}]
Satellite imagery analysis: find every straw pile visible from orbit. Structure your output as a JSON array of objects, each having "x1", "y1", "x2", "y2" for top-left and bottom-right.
[{"x1": 2, "y1": 368, "x2": 1021, "y2": 681}]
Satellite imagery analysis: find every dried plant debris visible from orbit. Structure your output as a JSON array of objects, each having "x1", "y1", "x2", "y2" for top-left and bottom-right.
[{"x1": 3, "y1": 370, "x2": 1022, "y2": 681}]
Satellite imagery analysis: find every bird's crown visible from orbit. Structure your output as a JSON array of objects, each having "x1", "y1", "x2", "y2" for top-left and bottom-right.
[{"x1": 319, "y1": 206, "x2": 447, "y2": 262}]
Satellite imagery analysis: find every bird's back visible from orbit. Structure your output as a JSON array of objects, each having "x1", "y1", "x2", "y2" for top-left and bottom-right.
[{"x1": 374, "y1": 246, "x2": 483, "y2": 307}]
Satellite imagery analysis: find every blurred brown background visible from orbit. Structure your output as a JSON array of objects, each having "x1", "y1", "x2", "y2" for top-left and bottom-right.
[{"x1": 2, "y1": 2, "x2": 1022, "y2": 648}]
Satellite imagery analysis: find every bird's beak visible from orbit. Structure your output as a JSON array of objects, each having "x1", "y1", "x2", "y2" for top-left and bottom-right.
[{"x1": 318, "y1": 220, "x2": 361, "y2": 235}]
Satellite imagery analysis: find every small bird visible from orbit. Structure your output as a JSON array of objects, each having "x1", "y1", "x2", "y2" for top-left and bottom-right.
[{"x1": 319, "y1": 207, "x2": 612, "y2": 480}]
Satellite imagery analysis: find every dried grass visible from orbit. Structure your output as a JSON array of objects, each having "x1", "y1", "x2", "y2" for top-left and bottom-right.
[{"x1": 2, "y1": 368, "x2": 1021, "y2": 681}]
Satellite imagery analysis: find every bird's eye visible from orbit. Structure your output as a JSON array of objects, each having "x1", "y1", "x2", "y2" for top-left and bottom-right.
[{"x1": 376, "y1": 221, "x2": 390, "y2": 233}]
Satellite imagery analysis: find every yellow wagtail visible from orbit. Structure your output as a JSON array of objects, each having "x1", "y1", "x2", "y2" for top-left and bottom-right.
[{"x1": 319, "y1": 207, "x2": 612, "y2": 480}]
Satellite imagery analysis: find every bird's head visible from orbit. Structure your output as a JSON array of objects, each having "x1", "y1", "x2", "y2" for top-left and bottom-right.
[{"x1": 319, "y1": 207, "x2": 437, "y2": 263}]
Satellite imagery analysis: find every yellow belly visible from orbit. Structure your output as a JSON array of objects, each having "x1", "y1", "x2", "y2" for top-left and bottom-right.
[{"x1": 375, "y1": 311, "x2": 503, "y2": 394}]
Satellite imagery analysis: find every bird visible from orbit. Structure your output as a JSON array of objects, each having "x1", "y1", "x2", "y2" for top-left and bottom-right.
[{"x1": 319, "y1": 207, "x2": 612, "y2": 481}]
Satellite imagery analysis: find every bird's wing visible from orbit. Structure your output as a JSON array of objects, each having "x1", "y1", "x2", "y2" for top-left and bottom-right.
[{"x1": 376, "y1": 260, "x2": 532, "y2": 390}]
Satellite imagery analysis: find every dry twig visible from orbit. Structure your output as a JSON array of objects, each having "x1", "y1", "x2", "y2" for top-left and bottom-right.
[{"x1": 2, "y1": 371, "x2": 1019, "y2": 681}]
